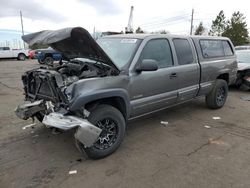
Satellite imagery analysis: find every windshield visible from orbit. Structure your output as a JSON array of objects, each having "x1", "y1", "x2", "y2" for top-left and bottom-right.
[
  {"x1": 236, "y1": 50, "x2": 250, "y2": 63},
  {"x1": 97, "y1": 38, "x2": 141, "y2": 69}
]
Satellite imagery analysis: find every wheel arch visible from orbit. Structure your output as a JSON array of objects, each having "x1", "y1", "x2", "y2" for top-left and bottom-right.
[
  {"x1": 17, "y1": 52, "x2": 26, "y2": 59},
  {"x1": 69, "y1": 89, "x2": 130, "y2": 120},
  {"x1": 217, "y1": 73, "x2": 229, "y2": 84}
]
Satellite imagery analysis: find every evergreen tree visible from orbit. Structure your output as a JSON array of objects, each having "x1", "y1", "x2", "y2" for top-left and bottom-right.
[
  {"x1": 194, "y1": 22, "x2": 205, "y2": 35},
  {"x1": 135, "y1": 27, "x2": 144, "y2": 33},
  {"x1": 222, "y1": 11, "x2": 249, "y2": 46},
  {"x1": 209, "y1": 10, "x2": 226, "y2": 36},
  {"x1": 29, "y1": 43, "x2": 49, "y2": 50}
]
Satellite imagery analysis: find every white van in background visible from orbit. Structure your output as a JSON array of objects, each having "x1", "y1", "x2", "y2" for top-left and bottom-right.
[{"x1": 0, "y1": 47, "x2": 29, "y2": 60}]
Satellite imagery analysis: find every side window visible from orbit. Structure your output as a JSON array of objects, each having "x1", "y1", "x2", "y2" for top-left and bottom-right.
[
  {"x1": 3, "y1": 47, "x2": 10, "y2": 50},
  {"x1": 0, "y1": 47, "x2": 3, "y2": 51},
  {"x1": 222, "y1": 41, "x2": 233, "y2": 56},
  {"x1": 200, "y1": 40, "x2": 224, "y2": 58},
  {"x1": 140, "y1": 39, "x2": 173, "y2": 68},
  {"x1": 173, "y1": 39, "x2": 194, "y2": 65}
]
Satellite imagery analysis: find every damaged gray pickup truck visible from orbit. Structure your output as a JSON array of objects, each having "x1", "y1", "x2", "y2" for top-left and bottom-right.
[{"x1": 15, "y1": 27, "x2": 237, "y2": 159}]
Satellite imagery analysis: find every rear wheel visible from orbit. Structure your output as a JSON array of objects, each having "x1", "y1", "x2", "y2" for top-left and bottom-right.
[
  {"x1": 206, "y1": 79, "x2": 228, "y2": 109},
  {"x1": 75, "y1": 104, "x2": 126, "y2": 159},
  {"x1": 17, "y1": 53, "x2": 26, "y2": 61}
]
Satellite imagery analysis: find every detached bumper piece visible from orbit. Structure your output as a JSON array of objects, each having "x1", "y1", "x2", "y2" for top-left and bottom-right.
[
  {"x1": 42, "y1": 112, "x2": 102, "y2": 147},
  {"x1": 15, "y1": 100, "x2": 45, "y2": 120}
]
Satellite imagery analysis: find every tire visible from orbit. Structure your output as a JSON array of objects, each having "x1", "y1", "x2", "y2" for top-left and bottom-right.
[
  {"x1": 38, "y1": 59, "x2": 45, "y2": 64},
  {"x1": 17, "y1": 53, "x2": 26, "y2": 61},
  {"x1": 206, "y1": 79, "x2": 228, "y2": 109},
  {"x1": 75, "y1": 104, "x2": 126, "y2": 159},
  {"x1": 43, "y1": 56, "x2": 54, "y2": 66}
]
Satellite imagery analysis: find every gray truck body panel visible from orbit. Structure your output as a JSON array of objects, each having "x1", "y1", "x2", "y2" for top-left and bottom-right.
[{"x1": 66, "y1": 34, "x2": 237, "y2": 119}]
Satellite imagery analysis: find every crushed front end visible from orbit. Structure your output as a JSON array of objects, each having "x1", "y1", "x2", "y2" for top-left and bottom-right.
[
  {"x1": 15, "y1": 67, "x2": 102, "y2": 147},
  {"x1": 16, "y1": 27, "x2": 121, "y2": 156}
]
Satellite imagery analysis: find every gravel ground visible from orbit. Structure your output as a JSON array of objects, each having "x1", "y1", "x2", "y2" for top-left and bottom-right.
[{"x1": 0, "y1": 59, "x2": 250, "y2": 188}]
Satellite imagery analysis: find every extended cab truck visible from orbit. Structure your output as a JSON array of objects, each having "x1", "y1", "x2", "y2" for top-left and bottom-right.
[
  {"x1": 0, "y1": 47, "x2": 29, "y2": 60},
  {"x1": 15, "y1": 27, "x2": 237, "y2": 159}
]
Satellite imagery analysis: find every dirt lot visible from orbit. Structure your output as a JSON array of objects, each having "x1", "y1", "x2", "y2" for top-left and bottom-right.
[{"x1": 0, "y1": 59, "x2": 250, "y2": 188}]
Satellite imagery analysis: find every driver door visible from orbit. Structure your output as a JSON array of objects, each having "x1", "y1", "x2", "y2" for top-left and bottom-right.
[{"x1": 129, "y1": 38, "x2": 179, "y2": 117}]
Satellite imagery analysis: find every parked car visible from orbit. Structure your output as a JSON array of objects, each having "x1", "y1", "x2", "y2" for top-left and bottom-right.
[
  {"x1": 235, "y1": 45, "x2": 250, "y2": 51},
  {"x1": 15, "y1": 27, "x2": 237, "y2": 159},
  {"x1": 28, "y1": 50, "x2": 36, "y2": 59},
  {"x1": 235, "y1": 49, "x2": 250, "y2": 90},
  {"x1": 35, "y1": 47, "x2": 62, "y2": 65},
  {"x1": 0, "y1": 47, "x2": 29, "y2": 60}
]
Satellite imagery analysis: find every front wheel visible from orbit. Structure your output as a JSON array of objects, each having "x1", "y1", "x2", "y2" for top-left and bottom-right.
[
  {"x1": 38, "y1": 59, "x2": 45, "y2": 64},
  {"x1": 75, "y1": 105, "x2": 126, "y2": 159},
  {"x1": 206, "y1": 79, "x2": 228, "y2": 109}
]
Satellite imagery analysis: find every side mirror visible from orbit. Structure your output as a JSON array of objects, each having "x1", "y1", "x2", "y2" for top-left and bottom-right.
[{"x1": 136, "y1": 59, "x2": 158, "y2": 72}]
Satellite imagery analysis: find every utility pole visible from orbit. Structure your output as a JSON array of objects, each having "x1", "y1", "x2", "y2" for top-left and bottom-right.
[
  {"x1": 125, "y1": 6, "x2": 134, "y2": 34},
  {"x1": 190, "y1": 9, "x2": 194, "y2": 35},
  {"x1": 20, "y1": 10, "x2": 25, "y2": 49},
  {"x1": 93, "y1": 26, "x2": 96, "y2": 39}
]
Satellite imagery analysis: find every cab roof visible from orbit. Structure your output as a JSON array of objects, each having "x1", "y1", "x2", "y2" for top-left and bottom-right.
[{"x1": 103, "y1": 33, "x2": 230, "y2": 41}]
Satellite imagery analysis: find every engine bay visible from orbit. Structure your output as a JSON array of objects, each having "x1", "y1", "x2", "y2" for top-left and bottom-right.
[
  {"x1": 21, "y1": 58, "x2": 115, "y2": 107},
  {"x1": 54, "y1": 59, "x2": 113, "y2": 85}
]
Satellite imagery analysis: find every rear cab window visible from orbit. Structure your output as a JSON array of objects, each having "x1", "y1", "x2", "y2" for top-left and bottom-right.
[
  {"x1": 222, "y1": 41, "x2": 234, "y2": 56},
  {"x1": 200, "y1": 39, "x2": 234, "y2": 58},
  {"x1": 173, "y1": 38, "x2": 194, "y2": 65}
]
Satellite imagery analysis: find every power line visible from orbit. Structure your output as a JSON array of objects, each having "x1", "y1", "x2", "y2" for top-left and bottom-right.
[
  {"x1": 141, "y1": 18, "x2": 189, "y2": 29},
  {"x1": 139, "y1": 14, "x2": 190, "y2": 27},
  {"x1": 142, "y1": 19, "x2": 190, "y2": 30}
]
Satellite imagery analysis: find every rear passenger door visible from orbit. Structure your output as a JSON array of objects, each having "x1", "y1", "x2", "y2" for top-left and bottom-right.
[{"x1": 172, "y1": 38, "x2": 200, "y2": 101}]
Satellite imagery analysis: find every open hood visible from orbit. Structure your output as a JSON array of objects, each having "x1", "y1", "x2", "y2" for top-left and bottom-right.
[{"x1": 22, "y1": 27, "x2": 119, "y2": 72}]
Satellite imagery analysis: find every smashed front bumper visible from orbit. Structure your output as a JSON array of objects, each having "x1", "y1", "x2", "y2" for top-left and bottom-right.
[
  {"x1": 15, "y1": 100, "x2": 102, "y2": 147},
  {"x1": 43, "y1": 112, "x2": 102, "y2": 147},
  {"x1": 15, "y1": 100, "x2": 45, "y2": 120}
]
